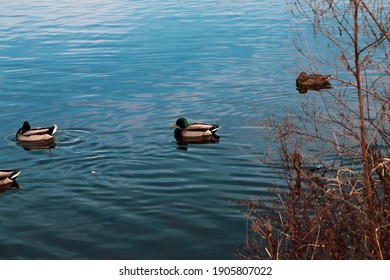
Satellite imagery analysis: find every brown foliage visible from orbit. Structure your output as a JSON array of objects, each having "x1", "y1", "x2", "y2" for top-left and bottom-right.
[
  {"x1": 238, "y1": 134, "x2": 390, "y2": 259},
  {"x1": 238, "y1": 0, "x2": 390, "y2": 259}
]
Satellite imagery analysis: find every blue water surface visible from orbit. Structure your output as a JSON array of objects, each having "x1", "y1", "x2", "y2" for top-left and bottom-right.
[{"x1": 0, "y1": 0, "x2": 303, "y2": 259}]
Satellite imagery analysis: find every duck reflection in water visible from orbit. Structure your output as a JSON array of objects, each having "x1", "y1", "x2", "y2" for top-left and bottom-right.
[
  {"x1": 17, "y1": 140, "x2": 57, "y2": 151},
  {"x1": 171, "y1": 118, "x2": 220, "y2": 149},
  {"x1": 296, "y1": 72, "x2": 333, "y2": 94},
  {"x1": 296, "y1": 83, "x2": 333, "y2": 94},
  {"x1": 16, "y1": 121, "x2": 58, "y2": 151}
]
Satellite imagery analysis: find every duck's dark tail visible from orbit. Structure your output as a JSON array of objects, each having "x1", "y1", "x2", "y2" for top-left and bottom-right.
[
  {"x1": 10, "y1": 170, "x2": 21, "y2": 180},
  {"x1": 210, "y1": 124, "x2": 220, "y2": 132},
  {"x1": 47, "y1": 124, "x2": 58, "y2": 136}
]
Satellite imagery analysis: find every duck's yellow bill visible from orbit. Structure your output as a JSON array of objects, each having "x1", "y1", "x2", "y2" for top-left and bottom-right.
[{"x1": 170, "y1": 123, "x2": 177, "y2": 128}]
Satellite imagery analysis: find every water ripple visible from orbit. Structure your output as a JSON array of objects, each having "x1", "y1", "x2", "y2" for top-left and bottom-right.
[{"x1": 0, "y1": 0, "x2": 296, "y2": 259}]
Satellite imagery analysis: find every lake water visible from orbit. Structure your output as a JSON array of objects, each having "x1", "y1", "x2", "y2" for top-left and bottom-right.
[{"x1": 0, "y1": 0, "x2": 304, "y2": 259}]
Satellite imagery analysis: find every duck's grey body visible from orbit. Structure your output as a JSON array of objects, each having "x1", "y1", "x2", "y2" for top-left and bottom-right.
[
  {"x1": 171, "y1": 118, "x2": 220, "y2": 143},
  {"x1": 16, "y1": 121, "x2": 57, "y2": 142},
  {"x1": 0, "y1": 169, "x2": 21, "y2": 186}
]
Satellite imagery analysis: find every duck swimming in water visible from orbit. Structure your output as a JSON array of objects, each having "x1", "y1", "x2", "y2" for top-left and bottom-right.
[
  {"x1": 16, "y1": 121, "x2": 57, "y2": 143},
  {"x1": 296, "y1": 72, "x2": 333, "y2": 94},
  {"x1": 171, "y1": 118, "x2": 220, "y2": 143},
  {"x1": 0, "y1": 169, "x2": 21, "y2": 187},
  {"x1": 296, "y1": 72, "x2": 332, "y2": 87}
]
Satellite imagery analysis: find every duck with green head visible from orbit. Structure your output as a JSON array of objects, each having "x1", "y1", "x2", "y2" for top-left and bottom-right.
[
  {"x1": 16, "y1": 121, "x2": 57, "y2": 143},
  {"x1": 170, "y1": 118, "x2": 220, "y2": 143}
]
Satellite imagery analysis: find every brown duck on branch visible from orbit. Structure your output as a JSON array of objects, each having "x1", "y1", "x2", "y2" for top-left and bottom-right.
[{"x1": 296, "y1": 72, "x2": 333, "y2": 94}]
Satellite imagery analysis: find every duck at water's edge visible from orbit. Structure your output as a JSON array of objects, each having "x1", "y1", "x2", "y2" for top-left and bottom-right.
[
  {"x1": 296, "y1": 72, "x2": 332, "y2": 87},
  {"x1": 296, "y1": 72, "x2": 333, "y2": 94}
]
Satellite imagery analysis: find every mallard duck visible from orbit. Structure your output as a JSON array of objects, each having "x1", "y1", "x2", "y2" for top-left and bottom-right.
[
  {"x1": 296, "y1": 72, "x2": 332, "y2": 87},
  {"x1": 16, "y1": 121, "x2": 57, "y2": 142},
  {"x1": 170, "y1": 118, "x2": 220, "y2": 142},
  {"x1": 0, "y1": 169, "x2": 21, "y2": 186}
]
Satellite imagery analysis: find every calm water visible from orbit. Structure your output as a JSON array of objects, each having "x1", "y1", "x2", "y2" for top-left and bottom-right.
[{"x1": 1, "y1": 0, "x2": 303, "y2": 259}]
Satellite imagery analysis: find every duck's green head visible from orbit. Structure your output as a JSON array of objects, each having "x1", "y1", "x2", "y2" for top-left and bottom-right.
[
  {"x1": 18, "y1": 122, "x2": 31, "y2": 133},
  {"x1": 20, "y1": 121, "x2": 31, "y2": 133},
  {"x1": 16, "y1": 121, "x2": 30, "y2": 138},
  {"x1": 171, "y1": 118, "x2": 189, "y2": 129}
]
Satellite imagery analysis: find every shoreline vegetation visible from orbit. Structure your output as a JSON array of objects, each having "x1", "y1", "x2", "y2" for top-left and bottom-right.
[{"x1": 238, "y1": 0, "x2": 389, "y2": 259}]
